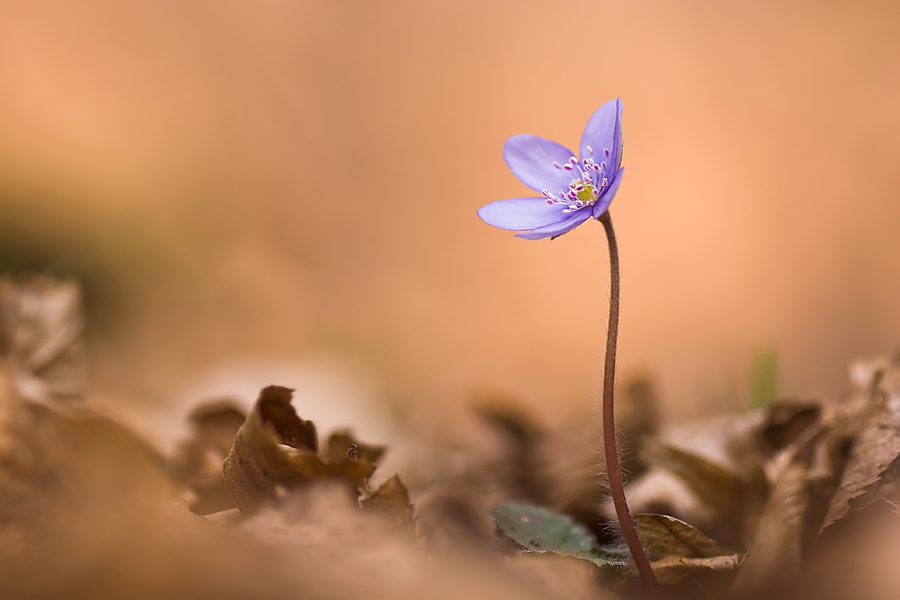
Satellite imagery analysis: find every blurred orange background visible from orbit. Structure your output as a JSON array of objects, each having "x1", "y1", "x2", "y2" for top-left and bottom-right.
[{"x1": 1, "y1": 0, "x2": 898, "y2": 440}]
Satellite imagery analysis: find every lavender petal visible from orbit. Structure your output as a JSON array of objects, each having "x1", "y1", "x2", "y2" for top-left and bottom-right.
[
  {"x1": 514, "y1": 209, "x2": 592, "y2": 240},
  {"x1": 591, "y1": 167, "x2": 624, "y2": 218},
  {"x1": 580, "y1": 98, "x2": 623, "y2": 178},
  {"x1": 477, "y1": 197, "x2": 571, "y2": 231},
  {"x1": 503, "y1": 135, "x2": 577, "y2": 193}
]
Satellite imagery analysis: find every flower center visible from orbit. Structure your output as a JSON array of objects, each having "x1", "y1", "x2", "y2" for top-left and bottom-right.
[
  {"x1": 574, "y1": 181, "x2": 597, "y2": 204},
  {"x1": 541, "y1": 146, "x2": 611, "y2": 213}
]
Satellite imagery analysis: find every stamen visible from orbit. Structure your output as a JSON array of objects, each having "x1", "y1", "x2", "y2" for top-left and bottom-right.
[
  {"x1": 604, "y1": 148, "x2": 610, "y2": 157},
  {"x1": 553, "y1": 162, "x2": 563, "y2": 169},
  {"x1": 587, "y1": 145, "x2": 593, "y2": 154},
  {"x1": 568, "y1": 156, "x2": 578, "y2": 165},
  {"x1": 563, "y1": 164, "x2": 573, "y2": 170}
]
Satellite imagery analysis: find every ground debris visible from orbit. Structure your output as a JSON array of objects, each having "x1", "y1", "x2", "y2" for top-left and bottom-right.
[{"x1": 6, "y1": 270, "x2": 900, "y2": 599}]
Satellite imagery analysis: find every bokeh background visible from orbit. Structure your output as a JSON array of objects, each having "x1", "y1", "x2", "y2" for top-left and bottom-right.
[{"x1": 1, "y1": 0, "x2": 899, "y2": 446}]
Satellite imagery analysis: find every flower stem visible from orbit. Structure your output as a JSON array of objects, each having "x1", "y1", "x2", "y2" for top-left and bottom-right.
[{"x1": 597, "y1": 211, "x2": 659, "y2": 592}]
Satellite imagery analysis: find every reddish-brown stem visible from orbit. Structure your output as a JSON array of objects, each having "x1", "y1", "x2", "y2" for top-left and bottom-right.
[{"x1": 598, "y1": 211, "x2": 660, "y2": 592}]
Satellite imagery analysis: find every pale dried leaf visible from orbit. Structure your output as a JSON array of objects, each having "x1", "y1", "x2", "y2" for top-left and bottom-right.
[{"x1": 0, "y1": 275, "x2": 86, "y2": 412}]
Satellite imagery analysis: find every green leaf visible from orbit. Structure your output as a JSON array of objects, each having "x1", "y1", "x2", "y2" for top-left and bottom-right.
[{"x1": 490, "y1": 502, "x2": 628, "y2": 569}]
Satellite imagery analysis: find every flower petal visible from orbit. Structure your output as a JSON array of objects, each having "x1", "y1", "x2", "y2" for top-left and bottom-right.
[
  {"x1": 503, "y1": 135, "x2": 577, "y2": 193},
  {"x1": 477, "y1": 197, "x2": 571, "y2": 231},
  {"x1": 580, "y1": 98, "x2": 623, "y2": 182},
  {"x1": 591, "y1": 167, "x2": 624, "y2": 218},
  {"x1": 514, "y1": 209, "x2": 592, "y2": 240}
]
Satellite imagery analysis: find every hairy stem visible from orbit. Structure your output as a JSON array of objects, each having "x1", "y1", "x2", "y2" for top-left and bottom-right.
[{"x1": 598, "y1": 211, "x2": 659, "y2": 592}]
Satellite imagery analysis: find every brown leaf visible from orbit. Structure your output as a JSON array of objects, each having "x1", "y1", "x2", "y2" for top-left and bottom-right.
[
  {"x1": 360, "y1": 474, "x2": 416, "y2": 532},
  {"x1": 633, "y1": 513, "x2": 731, "y2": 559},
  {"x1": 222, "y1": 385, "x2": 378, "y2": 515},
  {"x1": 820, "y1": 360, "x2": 900, "y2": 530},
  {"x1": 650, "y1": 554, "x2": 741, "y2": 594},
  {"x1": 731, "y1": 448, "x2": 811, "y2": 595},
  {"x1": 0, "y1": 275, "x2": 86, "y2": 413}
]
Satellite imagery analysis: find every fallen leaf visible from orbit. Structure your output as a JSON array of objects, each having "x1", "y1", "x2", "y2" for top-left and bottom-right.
[
  {"x1": 633, "y1": 513, "x2": 731, "y2": 559},
  {"x1": 650, "y1": 554, "x2": 741, "y2": 593},
  {"x1": 820, "y1": 360, "x2": 900, "y2": 530},
  {"x1": 222, "y1": 385, "x2": 378, "y2": 515},
  {"x1": 731, "y1": 447, "x2": 811, "y2": 595}
]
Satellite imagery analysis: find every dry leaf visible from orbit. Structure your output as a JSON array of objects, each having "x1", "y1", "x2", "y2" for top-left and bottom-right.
[
  {"x1": 731, "y1": 448, "x2": 811, "y2": 595},
  {"x1": 633, "y1": 513, "x2": 731, "y2": 559},
  {"x1": 222, "y1": 385, "x2": 379, "y2": 515},
  {"x1": 820, "y1": 360, "x2": 900, "y2": 530},
  {"x1": 650, "y1": 554, "x2": 741, "y2": 594}
]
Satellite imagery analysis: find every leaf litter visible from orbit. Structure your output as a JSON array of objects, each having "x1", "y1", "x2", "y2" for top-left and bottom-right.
[{"x1": 4, "y1": 272, "x2": 900, "y2": 599}]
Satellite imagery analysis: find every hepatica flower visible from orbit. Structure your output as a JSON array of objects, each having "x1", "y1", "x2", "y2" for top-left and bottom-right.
[{"x1": 478, "y1": 98, "x2": 624, "y2": 240}]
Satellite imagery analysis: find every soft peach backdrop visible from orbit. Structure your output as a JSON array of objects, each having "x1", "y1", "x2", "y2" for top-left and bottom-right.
[{"x1": 1, "y1": 1, "x2": 898, "y2": 433}]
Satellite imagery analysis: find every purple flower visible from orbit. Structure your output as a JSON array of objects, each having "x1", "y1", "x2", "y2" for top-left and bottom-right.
[{"x1": 478, "y1": 98, "x2": 624, "y2": 240}]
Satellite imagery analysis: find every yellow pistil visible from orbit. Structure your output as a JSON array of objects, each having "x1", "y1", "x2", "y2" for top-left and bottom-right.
[{"x1": 575, "y1": 182, "x2": 597, "y2": 204}]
